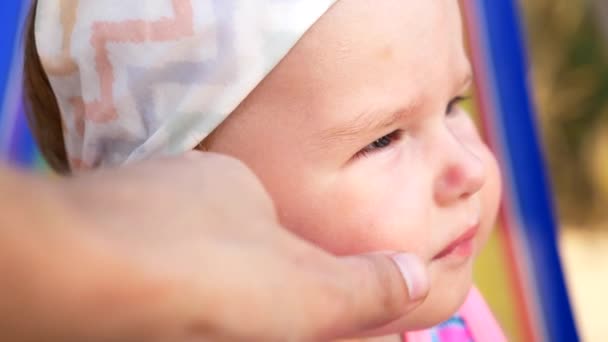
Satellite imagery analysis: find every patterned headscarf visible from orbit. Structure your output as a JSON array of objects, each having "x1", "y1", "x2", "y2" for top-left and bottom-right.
[{"x1": 35, "y1": 0, "x2": 336, "y2": 170}]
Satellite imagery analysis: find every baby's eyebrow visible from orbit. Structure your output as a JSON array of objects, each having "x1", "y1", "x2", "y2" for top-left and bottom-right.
[
  {"x1": 316, "y1": 71, "x2": 473, "y2": 145},
  {"x1": 316, "y1": 101, "x2": 422, "y2": 145}
]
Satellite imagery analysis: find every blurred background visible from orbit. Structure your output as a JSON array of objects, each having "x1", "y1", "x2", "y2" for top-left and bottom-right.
[
  {"x1": 522, "y1": 0, "x2": 608, "y2": 229},
  {"x1": 0, "y1": 0, "x2": 606, "y2": 340},
  {"x1": 520, "y1": 0, "x2": 608, "y2": 340}
]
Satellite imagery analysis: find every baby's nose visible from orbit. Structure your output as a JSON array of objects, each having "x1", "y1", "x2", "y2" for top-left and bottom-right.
[{"x1": 434, "y1": 137, "x2": 486, "y2": 206}]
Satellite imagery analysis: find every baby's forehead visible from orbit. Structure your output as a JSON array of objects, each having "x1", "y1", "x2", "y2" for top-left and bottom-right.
[
  {"x1": 266, "y1": 1, "x2": 471, "y2": 135},
  {"x1": 300, "y1": 0, "x2": 464, "y2": 63},
  {"x1": 295, "y1": 2, "x2": 467, "y2": 87}
]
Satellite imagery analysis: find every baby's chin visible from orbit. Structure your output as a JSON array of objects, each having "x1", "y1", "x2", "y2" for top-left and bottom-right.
[{"x1": 360, "y1": 260, "x2": 474, "y2": 336}]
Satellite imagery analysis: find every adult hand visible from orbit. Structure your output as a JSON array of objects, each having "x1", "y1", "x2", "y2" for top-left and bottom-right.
[{"x1": 0, "y1": 152, "x2": 429, "y2": 341}]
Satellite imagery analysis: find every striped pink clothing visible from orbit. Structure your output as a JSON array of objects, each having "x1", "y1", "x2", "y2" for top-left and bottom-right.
[{"x1": 403, "y1": 287, "x2": 507, "y2": 342}]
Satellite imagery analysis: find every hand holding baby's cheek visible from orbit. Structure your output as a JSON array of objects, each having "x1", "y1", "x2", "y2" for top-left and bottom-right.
[{"x1": 62, "y1": 152, "x2": 429, "y2": 341}]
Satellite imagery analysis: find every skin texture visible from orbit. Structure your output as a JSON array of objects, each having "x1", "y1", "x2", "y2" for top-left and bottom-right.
[{"x1": 205, "y1": 0, "x2": 502, "y2": 336}]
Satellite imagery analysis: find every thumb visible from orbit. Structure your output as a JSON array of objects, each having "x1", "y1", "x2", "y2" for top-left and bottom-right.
[{"x1": 323, "y1": 253, "x2": 429, "y2": 339}]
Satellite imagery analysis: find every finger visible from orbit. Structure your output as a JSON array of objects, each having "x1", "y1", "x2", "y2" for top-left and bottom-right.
[{"x1": 315, "y1": 253, "x2": 429, "y2": 339}]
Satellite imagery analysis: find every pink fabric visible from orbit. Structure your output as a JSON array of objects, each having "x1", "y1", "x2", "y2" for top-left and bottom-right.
[
  {"x1": 438, "y1": 326, "x2": 473, "y2": 341},
  {"x1": 403, "y1": 287, "x2": 507, "y2": 342},
  {"x1": 460, "y1": 287, "x2": 507, "y2": 342}
]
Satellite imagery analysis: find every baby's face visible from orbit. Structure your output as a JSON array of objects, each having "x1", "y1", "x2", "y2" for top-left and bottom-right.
[{"x1": 206, "y1": 0, "x2": 501, "y2": 334}]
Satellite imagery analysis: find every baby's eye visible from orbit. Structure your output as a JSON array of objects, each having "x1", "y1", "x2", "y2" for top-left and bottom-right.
[
  {"x1": 446, "y1": 96, "x2": 470, "y2": 116},
  {"x1": 356, "y1": 130, "x2": 401, "y2": 157}
]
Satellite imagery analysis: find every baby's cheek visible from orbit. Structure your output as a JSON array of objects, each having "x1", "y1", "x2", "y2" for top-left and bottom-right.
[{"x1": 326, "y1": 174, "x2": 432, "y2": 256}]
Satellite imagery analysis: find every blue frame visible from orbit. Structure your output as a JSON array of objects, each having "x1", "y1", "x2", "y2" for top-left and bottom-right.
[
  {"x1": 0, "y1": 2, "x2": 23, "y2": 109},
  {"x1": 0, "y1": 0, "x2": 37, "y2": 166},
  {"x1": 473, "y1": 0, "x2": 579, "y2": 340}
]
